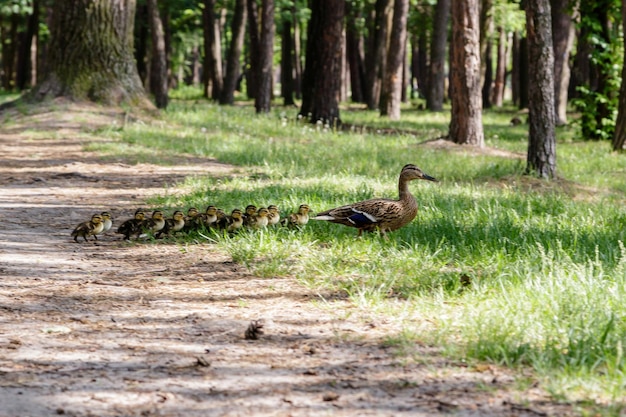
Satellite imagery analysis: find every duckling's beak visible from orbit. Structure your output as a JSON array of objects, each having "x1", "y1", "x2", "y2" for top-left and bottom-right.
[{"x1": 422, "y1": 173, "x2": 438, "y2": 182}]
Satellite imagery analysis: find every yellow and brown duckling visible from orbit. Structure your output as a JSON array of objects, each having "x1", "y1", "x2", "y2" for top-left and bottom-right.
[
  {"x1": 312, "y1": 164, "x2": 437, "y2": 237},
  {"x1": 71, "y1": 213, "x2": 104, "y2": 243},
  {"x1": 242, "y1": 204, "x2": 258, "y2": 227},
  {"x1": 99, "y1": 211, "x2": 113, "y2": 234},
  {"x1": 248, "y1": 207, "x2": 270, "y2": 229},
  {"x1": 217, "y1": 208, "x2": 244, "y2": 233},
  {"x1": 182, "y1": 207, "x2": 200, "y2": 233},
  {"x1": 283, "y1": 204, "x2": 311, "y2": 227},
  {"x1": 157, "y1": 210, "x2": 185, "y2": 238},
  {"x1": 196, "y1": 205, "x2": 219, "y2": 229},
  {"x1": 117, "y1": 209, "x2": 146, "y2": 240},
  {"x1": 267, "y1": 205, "x2": 281, "y2": 226},
  {"x1": 139, "y1": 210, "x2": 166, "y2": 238}
]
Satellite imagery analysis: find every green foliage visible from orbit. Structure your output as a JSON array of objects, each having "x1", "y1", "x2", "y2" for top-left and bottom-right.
[{"x1": 89, "y1": 92, "x2": 626, "y2": 404}]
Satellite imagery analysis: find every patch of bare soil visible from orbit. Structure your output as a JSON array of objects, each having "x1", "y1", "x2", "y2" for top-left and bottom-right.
[{"x1": 0, "y1": 102, "x2": 581, "y2": 416}]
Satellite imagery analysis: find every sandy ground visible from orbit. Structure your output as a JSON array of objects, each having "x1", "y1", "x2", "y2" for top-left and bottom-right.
[{"x1": 0, "y1": 103, "x2": 582, "y2": 416}]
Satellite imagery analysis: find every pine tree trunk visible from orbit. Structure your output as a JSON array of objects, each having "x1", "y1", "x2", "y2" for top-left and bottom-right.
[
  {"x1": 364, "y1": 0, "x2": 391, "y2": 109},
  {"x1": 449, "y1": 0, "x2": 484, "y2": 146},
  {"x1": 612, "y1": 0, "x2": 626, "y2": 151},
  {"x1": 255, "y1": 0, "x2": 274, "y2": 113},
  {"x1": 280, "y1": 11, "x2": 295, "y2": 106},
  {"x1": 202, "y1": 0, "x2": 223, "y2": 100},
  {"x1": 135, "y1": 3, "x2": 149, "y2": 85},
  {"x1": 518, "y1": 36, "x2": 529, "y2": 109},
  {"x1": 16, "y1": 0, "x2": 38, "y2": 90},
  {"x1": 292, "y1": 8, "x2": 302, "y2": 100},
  {"x1": 299, "y1": 0, "x2": 344, "y2": 126},
  {"x1": 29, "y1": 0, "x2": 150, "y2": 107},
  {"x1": 381, "y1": 0, "x2": 409, "y2": 120},
  {"x1": 148, "y1": 0, "x2": 168, "y2": 109},
  {"x1": 220, "y1": 0, "x2": 246, "y2": 105},
  {"x1": 551, "y1": 0, "x2": 574, "y2": 125},
  {"x1": 526, "y1": 0, "x2": 557, "y2": 178},
  {"x1": 482, "y1": 39, "x2": 493, "y2": 109},
  {"x1": 345, "y1": 1, "x2": 366, "y2": 103},
  {"x1": 511, "y1": 31, "x2": 520, "y2": 105},
  {"x1": 1, "y1": 14, "x2": 19, "y2": 90},
  {"x1": 479, "y1": 0, "x2": 493, "y2": 108},
  {"x1": 491, "y1": 26, "x2": 507, "y2": 107},
  {"x1": 246, "y1": 0, "x2": 260, "y2": 99},
  {"x1": 427, "y1": 0, "x2": 450, "y2": 111}
]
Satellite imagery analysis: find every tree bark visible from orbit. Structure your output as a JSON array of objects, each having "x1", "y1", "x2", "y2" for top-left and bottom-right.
[
  {"x1": 246, "y1": 0, "x2": 260, "y2": 99},
  {"x1": 482, "y1": 38, "x2": 493, "y2": 109},
  {"x1": 280, "y1": 8, "x2": 295, "y2": 106},
  {"x1": 255, "y1": 0, "x2": 274, "y2": 113},
  {"x1": 147, "y1": 0, "x2": 168, "y2": 109},
  {"x1": 526, "y1": 0, "x2": 557, "y2": 178},
  {"x1": 16, "y1": 0, "x2": 39, "y2": 90},
  {"x1": 135, "y1": 2, "x2": 149, "y2": 85},
  {"x1": 381, "y1": 0, "x2": 409, "y2": 119},
  {"x1": 449, "y1": 0, "x2": 484, "y2": 146},
  {"x1": 518, "y1": 36, "x2": 529, "y2": 109},
  {"x1": 345, "y1": 1, "x2": 366, "y2": 103},
  {"x1": 1, "y1": 13, "x2": 19, "y2": 90},
  {"x1": 220, "y1": 0, "x2": 246, "y2": 105},
  {"x1": 612, "y1": 0, "x2": 626, "y2": 151},
  {"x1": 29, "y1": 0, "x2": 150, "y2": 107},
  {"x1": 299, "y1": 0, "x2": 344, "y2": 126},
  {"x1": 202, "y1": 0, "x2": 223, "y2": 100},
  {"x1": 479, "y1": 0, "x2": 493, "y2": 108},
  {"x1": 427, "y1": 0, "x2": 450, "y2": 111},
  {"x1": 551, "y1": 0, "x2": 574, "y2": 125}
]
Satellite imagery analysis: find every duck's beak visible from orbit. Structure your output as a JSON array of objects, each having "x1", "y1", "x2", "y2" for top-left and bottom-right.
[{"x1": 422, "y1": 173, "x2": 438, "y2": 182}]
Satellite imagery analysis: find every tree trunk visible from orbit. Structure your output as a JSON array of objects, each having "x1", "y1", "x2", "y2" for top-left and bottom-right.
[
  {"x1": 299, "y1": 0, "x2": 344, "y2": 126},
  {"x1": 417, "y1": 33, "x2": 428, "y2": 98},
  {"x1": 482, "y1": 38, "x2": 493, "y2": 109},
  {"x1": 1, "y1": 13, "x2": 19, "y2": 90},
  {"x1": 28, "y1": 0, "x2": 150, "y2": 107},
  {"x1": 427, "y1": 0, "x2": 450, "y2": 111},
  {"x1": 569, "y1": 25, "x2": 590, "y2": 99},
  {"x1": 220, "y1": 0, "x2": 246, "y2": 105},
  {"x1": 491, "y1": 26, "x2": 507, "y2": 107},
  {"x1": 255, "y1": 0, "x2": 274, "y2": 113},
  {"x1": 147, "y1": 0, "x2": 168, "y2": 109},
  {"x1": 551, "y1": 0, "x2": 574, "y2": 125},
  {"x1": 135, "y1": 2, "x2": 149, "y2": 86},
  {"x1": 280, "y1": 9, "x2": 295, "y2": 106},
  {"x1": 511, "y1": 31, "x2": 520, "y2": 105},
  {"x1": 345, "y1": 1, "x2": 366, "y2": 103},
  {"x1": 449, "y1": 0, "x2": 484, "y2": 146},
  {"x1": 381, "y1": 0, "x2": 409, "y2": 119},
  {"x1": 612, "y1": 0, "x2": 626, "y2": 151},
  {"x1": 526, "y1": 0, "x2": 557, "y2": 178},
  {"x1": 518, "y1": 36, "x2": 529, "y2": 109},
  {"x1": 246, "y1": 0, "x2": 260, "y2": 99},
  {"x1": 16, "y1": 0, "x2": 39, "y2": 90},
  {"x1": 364, "y1": 0, "x2": 392, "y2": 109},
  {"x1": 202, "y1": 0, "x2": 223, "y2": 100},
  {"x1": 292, "y1": 7, "x2": 303, "y2": 100}
]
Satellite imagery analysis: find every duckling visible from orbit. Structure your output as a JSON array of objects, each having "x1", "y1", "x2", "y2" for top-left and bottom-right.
[
  {"x1": 217, "y1": 208, "x2": 244, "y2": 233},
  {"x1": 100, "y1": 211, "x2": 113, "y2": 234},
  {"x1": 71, "y1": 213, "x2": 104, "y2": 243},
  {"x1": 248, "y1": 207, "x2": 270, "y2": 229},
  {"x1": 282, "y1": 204, "x2": 311, "y2": 227},
  {"x1": 182, "y1": 207, "x2": 200, "y2": 233},
  {"x1": 117, "y1": 209, "x2": 146, "y2": 240},
  {"x1": 157, "y1": 210, "x2": 185, "y2": 238},
  {"x1": 242, "y1": 204, "x2": 258, "y2": 227},
  {"x1": 139, "y1": 210, "x2": 166, "y2": 238},
  {"x1": 312, "y1": 164, "x2": 437, "y2": 237},
  {"x1": 196, "y1": 205, "x2": 219, "y2": 229},
  {"x1": 267, "y1": 205, "x2": 281, "y2": 226}
]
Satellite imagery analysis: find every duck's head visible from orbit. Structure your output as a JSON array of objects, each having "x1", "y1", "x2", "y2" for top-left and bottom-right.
[
  {"x1": 91, "y1": 214, "x2": 103, "y2": 224},
  {"x1": 187, "y1": 207, "x2": 199, "y2": 217},
  {"x1": 245, "y1": 205, "x2": 257, "y2": 216},
  {"x1": 205, "y1": 205, "x2": 218, "y2": 216},
  {"x1": 173, "y1": 210, "x2": 184, "y2": 221},
  {"x1": 257, "y1": 207, "x2": 269, "y2": 217},
  {"x1": 231, "y1": 209, "x2": 243, "y2": 220},
  {"x1": 134, "y1": 209, "x2": 146, "y2": 220},
  {"x1": 268, "y1": 205, "x2": 280, "y2": 214},
  {"x1": 152, "y1": 210, "x2": 164, "y2": 220},
  {"x1": 401, "y1": 164, "x2": 438, "y2": 182},
  {"x1": 101, "y1": 211, "x2": 112, "y2": 221},
  {"x1": 298, "y1": 204, "x2": 310, "y2": 214}
]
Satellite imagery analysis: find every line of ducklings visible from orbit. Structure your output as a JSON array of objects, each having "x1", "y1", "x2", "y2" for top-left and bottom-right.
[{"x1": 71, "y1": 204, "x2": 312, "y2": 243}]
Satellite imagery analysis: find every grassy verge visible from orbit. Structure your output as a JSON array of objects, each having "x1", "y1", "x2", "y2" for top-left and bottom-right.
[{"x1": 85, "y1": 88, "x2": 625, "y2": 409}]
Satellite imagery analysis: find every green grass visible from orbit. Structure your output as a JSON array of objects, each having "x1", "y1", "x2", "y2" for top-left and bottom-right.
[{"x1": 87, "y1": 88, "x2": 626, "y2": 408}]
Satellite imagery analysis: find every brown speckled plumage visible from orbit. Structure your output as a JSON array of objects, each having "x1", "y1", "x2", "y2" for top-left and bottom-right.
[{"x1": 312, "y1": 164, "x2": 437, "y2": 236}]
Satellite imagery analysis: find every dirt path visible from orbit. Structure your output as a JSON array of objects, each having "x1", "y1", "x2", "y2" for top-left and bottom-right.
[{"x1": 0, "y1": 104, "x2": 578, "y2": 417}]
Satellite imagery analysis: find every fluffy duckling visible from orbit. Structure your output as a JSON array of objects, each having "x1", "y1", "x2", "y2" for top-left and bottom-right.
[
  {"x1": 283, "y1": 204, "x2": 311, "y2": 227},
  {"x1": 71, "y1": 213, "x2": 104, "y2": 243},
  {"x1": 248, "y1": 207, "x2": 270, "y2": 229},
  {"x1": 217, "y1": 208, "x2": 244, "y2": 233},
  {"x1": 182, "y1": 207, "x2": 200, "y2": 233},
  {"x1": 100, "y1": 211, "x2": 113, "y2": 234},
  {"x1": 267, "y1": 205, "x2": 281, "y2": 226},
  {"x1": 312, "y1": 164, "x2": 437, "y2": 237},
  {"x1": 117, "y1": 209, "x2": 146, "y2": 240},
  {"x1": 139, "y1": 210, "x2": 166, "y2": 238},
  {"x1": 242, "y1": 204, "x2": 258, "y2": 227},
  {"x1": 197, "y1": 205, "x2": 219, "y2": 229},
  {"x1": 157, "y1": 210, "x2": 185, "y2": 238}
]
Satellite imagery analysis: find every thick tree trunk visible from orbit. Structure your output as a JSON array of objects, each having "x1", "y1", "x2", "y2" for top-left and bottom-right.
[
  {"x1": 246, "y1": 0, "x2": 260, "y2": 99},
  {"x1": 417, "y1": 34, "x2": 428, "y2": 98},
  {"x1": 1, "y1": 14, "x2": 19, "y2": 90},
  {"x1": 551, "y1": 0, "x2": 574, "y2": 125},
  {"x1": 16, "y1": 0, "x2": 39, "y2": 90},
  {"x1": 449, "y1": 0, "x2": 484, "y2": 146},
  {"x1": 135, "y1": 2, "x2": 149, "y2": 85},
  {"x1": 147, "y1": 0, "x2": 168, "y2": 109},
  {"x1": 526, "y1": 0, "x2": 557, "y2": 178},
  {"x1": 364, "y1": 0, "x2": 392, "y2": 109},
  {"x1": 202, "y1": 0, "x2": 223, "y2": 100},
  {"x1": 479, "y1": 0, "x2": 493, "y2": 108},
  {"x1": 612, "y1": 0, "x2": 626, "y2": 151},
  {"x1": 280, "y1": 10, "x2": 295, "y2": 106},
  {"x1": 255, "y1": 0, "x2": 274, "y2": 113},
  {"x1": 299, "y1": 0, "x2": 344, "y2": 126},
  {"x1": 381, "y1": 0, "x2": 409, "y2": 119},
  {"x1": 220, "y1": 0, "x2": 246, "y2": 105},
  {"x1": 29, "y1": 0, "x2": 150, "y2": 107},
  {"x1": 427, "y1": 0, "x2": 450, "y2": 111},
  {"x1": 491, "y1": 26, "x2": 507, "y2": 107}
]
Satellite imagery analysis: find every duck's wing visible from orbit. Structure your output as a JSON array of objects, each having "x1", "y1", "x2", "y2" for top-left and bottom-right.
[{"x1": 314, "y1": 199, "x2": 398, "y2": 228}]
